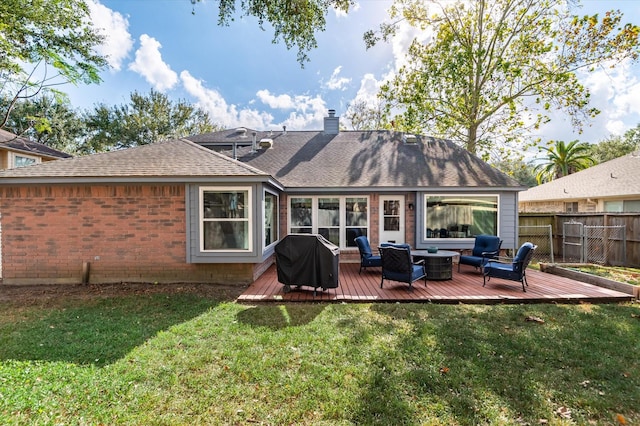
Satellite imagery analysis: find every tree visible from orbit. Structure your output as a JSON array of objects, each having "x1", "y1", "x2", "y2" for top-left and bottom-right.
[
  {"x1": 534, "y1": 139, "x2": 595, "y2": 183},
  {"x1": 343, "y1": 100, "x2": 386, "y2": 130},
  {"x1": 0, "y1": 94, "x2": 85, "y2": 153},
  {"x1": 367, "y1": 0, "x2": 640, "y2": 158},
  {"x1": 492, "y1": 157, "x2": 538, "y2": 187},
  {"x1": 589, "y1": 125, "x2": 640, "y2": 163},
  {"x1": 81, "y1": 90, "x2": 220, "y2": 153},
  {"x1": 193, "y1": 0, "x2": 352, "y2": 65},
  {"x1": 0, "y1": 0, "x2": 107, "y2": 129}
]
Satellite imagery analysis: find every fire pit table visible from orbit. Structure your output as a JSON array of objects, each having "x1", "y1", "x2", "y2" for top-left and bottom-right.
[{"x1": 411, "y1": 250, "x2": 460, "y2": 280}]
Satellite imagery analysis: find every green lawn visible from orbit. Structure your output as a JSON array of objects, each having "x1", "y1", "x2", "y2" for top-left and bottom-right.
[{"x1": 1, "y1": 294, "x2": 638, "y2": 425}]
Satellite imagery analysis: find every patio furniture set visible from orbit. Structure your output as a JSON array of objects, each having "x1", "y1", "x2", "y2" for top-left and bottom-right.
[{"x1": 355, "y1": 235, "x2": 537, "y2": 292}]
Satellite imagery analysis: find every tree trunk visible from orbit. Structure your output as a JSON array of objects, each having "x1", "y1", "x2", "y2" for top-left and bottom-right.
[{"x1": 466, "y1": 125, "x2": 477, "y2": 155}]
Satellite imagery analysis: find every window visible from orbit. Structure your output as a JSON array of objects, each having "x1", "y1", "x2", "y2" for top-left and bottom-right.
[
  {"x1": 200, "y1": 187, "x2": 251, "y2": 251},
  {"x1": 346, "y1": 197, "x2": 368, "y2": 247},
  {"x1": 605, "y1": 200, "x2": 640, "y2": 212},
  {"x1": 289, "y1": 196, "x2": 369, "y2": 248},
  {"x1": 12, "y1": 154, "x2": 38, "y2": 168},
  {"x1": 290, "y1": 197, "x2": 313, "y2": 234},
  {"x1": 604, "y1": 201, "x2": 622, "y2": 212},
  {"x1": 623, "y1": 200, "x2": 640, "y2": 212},
  {"x1": 424, "y1": 195, "x2": 498, "y2": 239},
  {"x1": 264, "y1": 191, "x2": 278, "y2": 248},
  {"x1": 564, "y1": 202, "x2": 579, "y2": 213}
]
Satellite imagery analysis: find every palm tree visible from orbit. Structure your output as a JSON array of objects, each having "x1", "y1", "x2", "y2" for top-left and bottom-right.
[{"x1": 534, "y1": 140, "x2": 595, "y2": 184}]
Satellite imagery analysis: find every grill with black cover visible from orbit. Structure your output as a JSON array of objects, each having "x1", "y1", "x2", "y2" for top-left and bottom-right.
[{"x1": 274, "y1": 234, "x2": 340, "y2": 295}]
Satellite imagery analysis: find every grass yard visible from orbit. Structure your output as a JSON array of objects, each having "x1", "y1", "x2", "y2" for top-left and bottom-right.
[{"x1": 0, "y1": 292, "x2": 639, "y2": 425}]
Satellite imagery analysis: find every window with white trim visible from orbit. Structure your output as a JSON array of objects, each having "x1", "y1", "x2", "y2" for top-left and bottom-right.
[
  {"x1": 264, "y1": 191, "x2": 279, "y2": 248},
  {"x1": 200, "y1": 187, "x2": 251, "y2": 251},
  {"x1": 289, "y1": 196, "x2": 369, "y2": 248},
  {"x1": 12, "y1": 153, "x2": 39, "y2": 168},
  {"x1": 424, "y1": 195, "x2": 498, "y2": 239}
]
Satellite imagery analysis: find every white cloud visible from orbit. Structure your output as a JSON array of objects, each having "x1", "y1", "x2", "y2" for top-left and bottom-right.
[
  {"x1": 129, "y1": 35, "x2": 178, "y2": 91},
  {"x1": 325, "y1": 66, "x2": 351, "y2": 91},
  {"x1": 87, "y1": 0, "x2": 133, "y2": 71},
  {"x1": 256, "y1": 90, "x2": 296, "y2": 109},
  {"x1": 280, "y1": 97, "x2": 328, "y2": 130},
  {"x1": 353, "y1": 73, "x2": 382, "y2": 104},
  {"x1": 255, "y1": 89, "x2": 328, "y2": 130},
  {"x1": 606, "y1": 120, "x2": 626, "y2": 136},
  {"x1": 181, "y1": 71, "x2": 273, "y2": 129}
]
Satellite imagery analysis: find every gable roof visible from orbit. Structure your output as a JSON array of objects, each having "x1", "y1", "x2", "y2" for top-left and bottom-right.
[
  {"x1": 188, "y1": 129, "x2": 523, "y2": 191},
  {"x1": 519, "y1": 152, "x2": 640, "y2": 202},
  {"x1": 0, "y1": 129, "x2": 72, "y2": 159},
  {"x1": 0, "y1": 138, "x2": 274, "y2": 184}
]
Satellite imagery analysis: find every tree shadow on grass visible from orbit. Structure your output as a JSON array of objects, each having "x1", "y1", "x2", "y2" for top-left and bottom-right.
[
  {"x1": 236, "y1": 304, "x2": 326, "y2": 329},
  {"x1": 0, "y1": 293, "x2": 222, "y2": 366}
]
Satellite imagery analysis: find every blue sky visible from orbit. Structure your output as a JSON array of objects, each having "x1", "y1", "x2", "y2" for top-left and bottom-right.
[{"x1": 62, "y1": 0, "x2": 640, "y2": 145}]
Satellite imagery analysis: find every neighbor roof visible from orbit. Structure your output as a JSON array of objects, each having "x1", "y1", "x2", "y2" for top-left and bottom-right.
[
  {"x1": 188, "y1": 129, "x2": 523, "y2": 191},
  {"x1": 519, "y1": 152, "x2": 640, "y2": 202},
  {"x1": 0, "y1": 138, "x2": 273, "y2": 184},
  {"x1": 0, "y1": 129, "x2": 72, "y2": 159}
]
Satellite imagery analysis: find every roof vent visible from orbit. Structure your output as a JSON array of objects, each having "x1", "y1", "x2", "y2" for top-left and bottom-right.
[
  {"x1": 259, "y1": 138, "x2": 273, "y2": 149},
  {"x1": 235, "y1": 127, "x2": 247, "y2": 137},
  {"x1": 283, "y1": 125, "x2": 287, "y2": 135},
  {"x1": 403, "y1": 134, "x2": 417, "y2": 144}
]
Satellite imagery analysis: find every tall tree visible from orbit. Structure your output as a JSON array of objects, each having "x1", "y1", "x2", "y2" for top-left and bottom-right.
[
  {"x1": 589, "y1": 125, "x2": 640, "y2": 163},
  {"x1": 0, "y1": 0, "x2": 107, "y2": 129},
  {"x1": 534, "y1": 139, "x2": 595, "y2": 183},
  {"x1": 81, "y1": 90, "x2": 219, "y2": 153},
  {"x1": 193, "y1": 0, "x2": 352, "y2": 65},
  {"x1": 0, "y1": 94, "x2": 84, "y2": 153},
  {"x1": 366, "y1": 0, "x2": 640, "y2": 158}
]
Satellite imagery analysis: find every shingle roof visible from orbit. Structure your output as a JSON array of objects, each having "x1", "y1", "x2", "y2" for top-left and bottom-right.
[
  {"x1": 0, "y1": 129, "x2": 72, "y2": 159},
  {"x1": 188, "y1": 129, "x2": 522, "y2": 190},
  {"x1": 0, "y1": 138, "x2": 270, "y2": 182},
  {"x1": 519, "y1": 152, "x2": 640, "y2": 202}
]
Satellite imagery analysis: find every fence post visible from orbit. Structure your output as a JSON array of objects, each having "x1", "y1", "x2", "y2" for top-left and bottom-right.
[{"x1": 548, "y1": 224, "x2": 554, "y2": 263}]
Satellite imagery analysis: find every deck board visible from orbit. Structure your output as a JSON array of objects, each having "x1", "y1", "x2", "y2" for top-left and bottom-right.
[{"x1": 239, "y1": 262, "x2": 633, "y2": 304}]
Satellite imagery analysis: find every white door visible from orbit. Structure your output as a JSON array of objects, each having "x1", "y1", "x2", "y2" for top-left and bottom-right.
[{"x1": 379, "y1": 196, "x2": 405, "y2": 244}]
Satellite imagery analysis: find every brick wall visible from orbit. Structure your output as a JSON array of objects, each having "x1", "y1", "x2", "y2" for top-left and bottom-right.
[{"x1": 0, "y1": 184, "x2": 254, "y2": 285}]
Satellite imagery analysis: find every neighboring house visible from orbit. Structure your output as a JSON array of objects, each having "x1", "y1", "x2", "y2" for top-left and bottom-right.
[
  {"x1": 519, "y1": 152, "x2": 640, "y2": 213},
  {"x1": 0, "y1": 129, "x2": 72, "y2": 169},
  {"x1": 0, "y1": 110, "x2": 524, "y2": 285}
]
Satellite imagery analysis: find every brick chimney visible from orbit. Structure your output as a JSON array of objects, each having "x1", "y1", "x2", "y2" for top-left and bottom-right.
[{"x1": 323, "y1": 109, "x2": 339, "y2": 135}]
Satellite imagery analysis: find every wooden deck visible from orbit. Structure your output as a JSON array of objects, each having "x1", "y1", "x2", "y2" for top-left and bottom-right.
[{"x1": 238, "y1": 262, "x2": 634, "y2": 304}]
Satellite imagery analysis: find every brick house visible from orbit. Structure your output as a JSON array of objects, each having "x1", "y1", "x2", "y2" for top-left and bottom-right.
[{"x1": 0, "y1": 111, "x2": 524, "y2": 285}]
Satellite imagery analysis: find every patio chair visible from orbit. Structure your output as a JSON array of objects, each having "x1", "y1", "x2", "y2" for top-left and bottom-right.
[
  {"x1": 354, "y1": 236, "x2": 382, "y2": 274},
  {"x1": 379, "y1": 245, "x2": 427, "y2": 290},
  {"x1": 482, "y1": 242, "x2": 537, "y2": 292},
  {"x1": 458, "y1": 235, "x2": 502, "y2": 272}
]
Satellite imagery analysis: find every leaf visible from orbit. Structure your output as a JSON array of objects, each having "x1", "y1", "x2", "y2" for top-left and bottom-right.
[
  {"x1": 525, "y1": 315, "x2": 545, "y2": 324},
  {"x1": 556, "y1": 406, "x2": 572, "y2": 419},
  {"x1": 439, "y1": 366, "x2": 450, "y2": 375},
  {"x1": 617, "y1": 414, "x2": 627, "y2": 424}
]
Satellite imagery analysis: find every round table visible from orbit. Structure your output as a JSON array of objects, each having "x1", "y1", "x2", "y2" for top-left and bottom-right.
[{"x1": 411, "y1": 250, "x2": 460, "y2": 280}]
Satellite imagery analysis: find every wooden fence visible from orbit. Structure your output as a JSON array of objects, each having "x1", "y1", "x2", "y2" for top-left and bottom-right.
[{"x1": 519, "y1": 213, "x2": 640, "y2": 267}]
